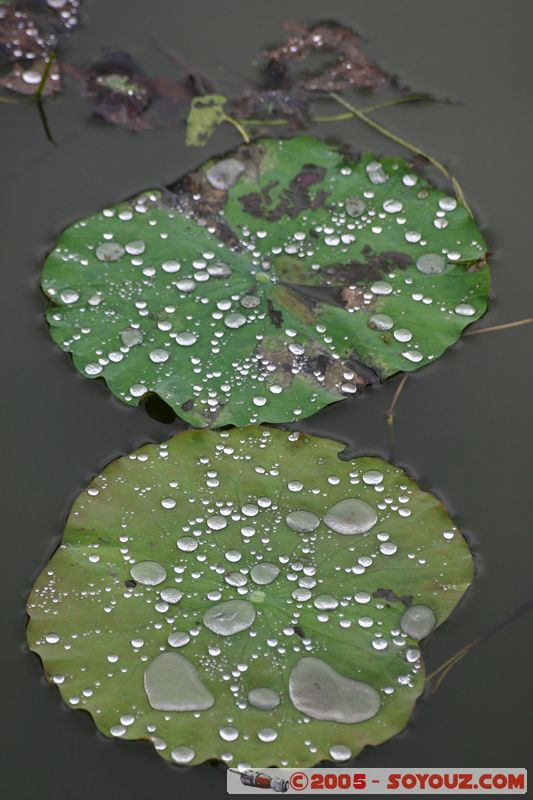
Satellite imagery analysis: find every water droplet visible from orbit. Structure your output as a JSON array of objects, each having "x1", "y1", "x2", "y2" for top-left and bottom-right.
[
  {"x1": 208, "y1": 262, "x2": 232, "y2": 278},
  {"x1": 416, "y1": 253, "x2": 446, "y2": 274},
  {"x1": 176, "y1": 279, "x2": 195, "y2": 293},
  {"x1": 368, "y1": 313, "x2": 393, "y2": 331},
  {"x1": 45, "y1": 633, "x2": 60, "y2": 644},
  {"x1": 168, "y1": 631, "x2": 191, "y2": 648},
  {"x1": 161, "y1": 497, "x2": 176, "y2": 509},
  {"x1": 288, "y1": 481, "x2": 303, "y2": 492},
  {"x1": 330, "y1": 744, "x2": 352, "y2": 761},
  {"x1": 162, "y1": 259, "x2": 180, "y2": 273},
  {"x1": 144, "y1": 653, "x2": 214, "y2": 711},
  {"x1": 207, "y1": 515, "x2": 227, "y2": 530},
  {"x1": 324, "y1": 498, "x2": 377, "y2": 535},
  {"x1": 130, "y1": 561, "x2": 166, "y2": 586},
  {"x1": 383, "y1": 199, "x2": 403, "y2": 213},
  {"x1": 394, "y1": 328, "x2": 412, "y2": 343},
  {"x1": 22, "y1": 69, "x2": 42, "y2": 85},
  {"x1": 160, "y1": 587, "x2": 183, "y2": 604},
  {"x1": 371, "y1": 281, "x2": 393, "y2": 295},
  {"x1": 206, "y1": 158, "x2": 245, "y2": 191},
  {"x1": 248, "y1": 688, "x2": 280, "y2": 710},
  {"x1": 240, "y1": 294, "x2": 260, "y2": 308},
  {"x1": 345, "y1": 198, "x2": 366, "y2": 218},
  {"x1": 219, "y1": 726, "x2": 239, "y2": 741},
  {"x1": 362, "y1": 470, "x2": 383, "y2": 485},
  {"x1": 149, "y1": 348, "x2": 169, "y2": 363},
  {"x1": 250, "y1": 563, "x2": 280, "y2": 585},
  {"x1": 60, "y1": 289, "x2": 79, "y2": 304},
  {"x1": 258, "y1": 728, "x2": 278, "y2": 742},
  {"x1": 224, "y1": 313, "x2": 246, "y2": 329},
  {"x1": 379, "y1": 541, "x2": 398, "y2": 555},
  {"x1": 439, "y1": 197, "x2": 457, "y2": 211},
  {"x1": 96, "y1": 242, "x2": 125, "y2": 262},
  {"x1": 125, "y1": 240, "x2": 145, "y2": 255},
  {"x1": 171, "y1": 746, "x2": 195, "y2": 764},
  {"x1": 203, "y1": 600, "x2": 256, "y2": 636},
  {"x1": 314, "y1": 595, "x2": 339, "y2": 610},
  {"x1": 400, "y1": 605, "x2": 436, "y2": 640},
  {"x1": 289, "y1": 657, "x2": 381, "y2": 723},
  {"x1": 121, "y1": 327, "x2": 143, "y2": 347},
  {"x1": 176, "y1": 331, "x2": 198, "y2": 346},
  {"x1": 177, "y1": 536, "x2": 198, "y2": 552},
  {"x1": 402, "y1": 349, "x2": 423, "y2": 363},
  {"x1": 366, "y1": 161, "x2": 388, "y2": 184},
  {"x1": 84, "y1": 363, "x2": 102, "y2": 376},
  {"x1": 455, "y1": 303, "x2": 476, "y2": 316}
]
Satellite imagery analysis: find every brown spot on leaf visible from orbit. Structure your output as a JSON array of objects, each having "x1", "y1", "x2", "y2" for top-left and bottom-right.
[
  {"x1": 267, "y1": 299, "x2": 283, "y2": 328},
  {"x1": 341, "y1": 286, "x2": 367, "y2": 310},
  {"x1": 239, "y1": 163, "x2": 329, "y2": 222}
]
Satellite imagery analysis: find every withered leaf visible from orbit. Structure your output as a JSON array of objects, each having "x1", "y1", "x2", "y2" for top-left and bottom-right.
[{"x1": 264, "y1": 20, "x2": 394, "y2": 93}]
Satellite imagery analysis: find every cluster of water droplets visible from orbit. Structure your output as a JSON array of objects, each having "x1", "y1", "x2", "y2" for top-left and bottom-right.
[
  {"x1": 42, "y1": 141, "x2": 487, "y2": 424},
  {"x1": 28, "y1": 428, "x2": 467, "y2": 767}
]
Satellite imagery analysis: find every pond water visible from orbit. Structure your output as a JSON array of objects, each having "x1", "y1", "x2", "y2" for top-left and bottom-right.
[{"x1": 1, "y1": 0, "x2": 531, "y2": 796}]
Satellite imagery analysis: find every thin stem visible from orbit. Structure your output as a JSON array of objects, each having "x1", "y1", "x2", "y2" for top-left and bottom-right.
[
  {"x1": 329, "y1": 91, "x2": 471, "y2": 214},
  {"x1": 240, "y1": 94, "x2": 444, "y2": 128},
  {"x1": 430, "y1": 643, "x2": 477, "y2": 694},
  {"x1": 387, "y1": 374, "x2": 409, "y2": 420},
  {"x1": 330, "y1": 91, "x2": 449, "y2": 178},
  {"x1": 0, "y1": 95, "x2": 26, "y2": 105},
  {"x1": 34, "y1": 51, "x2": 56, "y2": 100},
  {"x1": 464, "y1": 317, "x2": 533, "y2": 336},
  {"x1": 221, "y1": 113, "x2": 250, "y2": 144},
  {"x1": 386, "y1": 374, "x2": 409, "y2": 459},
  {"x1": 426, "y1": 641, "x2": 479, "y2": 682}
]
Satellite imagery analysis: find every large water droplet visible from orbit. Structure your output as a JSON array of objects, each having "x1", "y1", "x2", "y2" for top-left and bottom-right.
[
  {"x1": 203, "y1": 600, "x2": 256, "y2": 636},
  {"x1": 144, "y1": 653, "x2": 214, "y2": 711},
  {"x1": 400, "y1": 605, "x2": 436, "y2": 640},
  {"x1": 323, "y1": 498, "x2": 377, "y2": 535},
  {"x1": 130, "y1": 561, "x2": 167, "y2": 586},
  {"x1": 289, "y1": 657, "x2": 381, "y2": 723}
]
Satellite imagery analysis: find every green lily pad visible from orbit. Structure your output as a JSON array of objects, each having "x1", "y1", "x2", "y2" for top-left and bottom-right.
[
  {"x1": 42, "y1": 136, "x2": 489, "y2": 427},
  {"x1": 27, "y1": 426, "x2": 473, "y2": 767}
]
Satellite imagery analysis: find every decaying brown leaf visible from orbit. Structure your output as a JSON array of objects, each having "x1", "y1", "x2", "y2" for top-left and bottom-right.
[
  {"x1": 0, "y1": 0, "x2": 81, "y2": 96},
  {"x1": 264, "y1": 20, "x2": 394, "y2": 92},
  {"x1": 230, "y1": 88, "x2": 310, "y2": 129}
]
